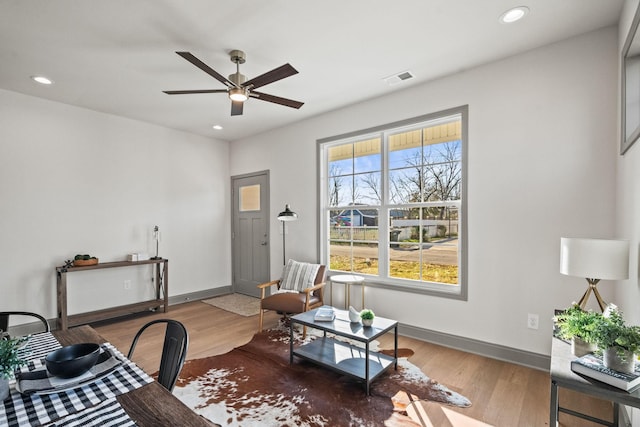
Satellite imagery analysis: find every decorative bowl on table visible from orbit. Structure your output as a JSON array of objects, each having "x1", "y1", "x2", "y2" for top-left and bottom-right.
[
  {"x1": 45, "y1": 343, "x2": 100, "y2": 378},
  {"x1": 72, "y1": 255, "x2": 98, "y2": 266}
]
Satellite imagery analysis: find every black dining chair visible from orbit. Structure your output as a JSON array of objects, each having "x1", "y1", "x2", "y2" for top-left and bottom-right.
[
  {"x1": 0, "y1": 311, "x2": 50, "y2": 338},
  {"x1": 127, "y1": 319, "x2": 189, "y2": 392}
]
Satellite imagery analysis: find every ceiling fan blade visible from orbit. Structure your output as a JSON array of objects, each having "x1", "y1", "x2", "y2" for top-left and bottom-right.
[
  {"x1": 176, "y1": 52, "x2": 236, "y2": 88},
  {"x1": 250, "y1": 91, "x2": 304, "y2": 109},
  {"x1": 243, "y1": 64, "x2": 298, "y2": 90},
  {"x1": 231, "y1": 100, "x2": 244, "y2": 116},
  {"x1": 163, "y1": 89, "x2": 228, "y2": 95}
]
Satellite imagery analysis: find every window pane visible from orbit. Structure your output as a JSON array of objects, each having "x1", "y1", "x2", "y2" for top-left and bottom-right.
[
  {"x1": 354, "y1": 172, "x2": 381, "y2": 205},
  {"x1": 422, "y1": 120, "x2": 462, "y2": 153},
  {"x1": 329, "y1": 246, "x2": 351, "y2": 272},
  {"x1": 352, "y1": 209, "x2": 378, "y2": 234},
  {"x1": 389, "y1": 130, "x2": 422, "y2": 170},
  {"x1": 328, "y1": 175, "x2": 353, "y2": 207},
  {"x1": 422, "y1": 141, "x2": 462, "y2": 202},
  {"x1": 388, "y1": 130, "x2": 426, "y2": 205},
  {"x1": 353, "y1": 138, "x2": 381, "y2": 174},
  {"x1": 239, "y1": 184, "x2": 260, "y2": 212},
  {"x1": 421, "y1": 238, "x2": 458, "y2": 285},
  {"x1": 389, "y1": 206, "x2": 459, "y2": 283},
  {"x1": 353, "y1": 209, "x2": 379, "y2": 275},
  {"x1": 328, "y1": 209, "x2": 379, "y2": 275},
  {"x1": 389, "y1": 214, "x2": 419, "y2": 279},
  {"x1": 328, "y1": 144, "x2": 353, "y2": 175},
  {"x1": 389, "y1": 242, "x2": 421, "y2": 280},
  {"x1": 330, "y1": 209, "x2": 352, "y2": 227},
  {"x1": 329, "y1": 208, "x2": 352, "y2": 272},
  {"x1": 423, "y1": 140, "x2": 462, "y2": 165},
  {"x1": 388, "y1": 168, "x2": 421, "y2": 204},
  {"x1": 353, "y1": 243, "x2": 378, "y2": 275}
]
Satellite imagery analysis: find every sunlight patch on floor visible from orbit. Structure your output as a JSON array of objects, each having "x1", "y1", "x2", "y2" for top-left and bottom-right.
[{"x1": 407, "y1": 402, "x2": 494, "y2": 427}]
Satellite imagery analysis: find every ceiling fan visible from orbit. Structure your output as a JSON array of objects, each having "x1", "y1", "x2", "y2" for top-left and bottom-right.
[{"x1": 163, "y1": 50, "x2": 304, "y2": 116}]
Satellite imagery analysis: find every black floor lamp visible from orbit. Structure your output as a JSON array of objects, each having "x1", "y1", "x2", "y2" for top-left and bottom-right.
[{"x1": 277, "y1": 204, "x2": 298, "y2": 265}]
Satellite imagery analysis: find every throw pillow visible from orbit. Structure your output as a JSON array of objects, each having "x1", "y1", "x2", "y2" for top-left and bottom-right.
[{"x1": 280, "y1": 260, "x2": 321, "y2": 292}]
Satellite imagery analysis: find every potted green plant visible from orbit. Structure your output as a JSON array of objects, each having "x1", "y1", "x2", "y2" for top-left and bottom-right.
[
  {"x1": 592, "y1": 305, "x2": 640, "y2": 373},
  {"x1": 0, "y1": 335, "x2": 28, "y2": 400},
  {"x1": 554, "y1": 304, "x2": 600, "y2": 356},
  {"x1": 360, "y1": 309, "x2": 375, "y2": 327}
]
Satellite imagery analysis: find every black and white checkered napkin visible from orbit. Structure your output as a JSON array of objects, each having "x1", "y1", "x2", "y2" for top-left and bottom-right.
[
  {"x1": 15, "y1": 345, "x2": 123, "y2": 395},
  {"x1": 48, "y1": 398, "x2": 137, "y2": 427},
  {"x1": 18, "y1": 332, "x2": 62, "y2": 362},
  {"x1": 1, "y1": 342, "x2": 153, "y2": 427}
]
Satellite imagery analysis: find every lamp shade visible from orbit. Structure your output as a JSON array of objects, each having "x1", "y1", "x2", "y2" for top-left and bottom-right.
[
  {"x1": 277, "y1": 204, "x2": 298, "y2": 222},
  {"x1": 560, "y1": 237, "x2": 629, "y2": 280}
]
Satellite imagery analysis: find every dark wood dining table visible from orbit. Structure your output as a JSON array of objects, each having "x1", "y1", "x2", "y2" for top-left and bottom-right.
[{"x1": 49, "y1": 325, "x2": 214, "y2": 427}]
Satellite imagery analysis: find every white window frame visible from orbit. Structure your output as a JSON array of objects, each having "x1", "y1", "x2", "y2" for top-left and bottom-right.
[{"x1": 317, "y1": 105, "x2": 468, "y2": 300}]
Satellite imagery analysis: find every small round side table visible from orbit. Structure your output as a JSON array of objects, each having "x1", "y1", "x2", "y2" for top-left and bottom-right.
[{"x1": 329, "y1": 274, "x2": 365, "y2": 310}]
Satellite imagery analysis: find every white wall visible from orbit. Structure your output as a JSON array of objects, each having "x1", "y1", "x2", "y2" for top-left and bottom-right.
[
  {"x1": 617, "y1": 0, "x2": 640, "y2": 329},
  {"x1": 617, "y1": 0, "x2": 640, "y2": 425},
  {"x1": 0, "y1": 89, "x2": 231, "y2": 318},
  {"x1": 230, "y1": 26, "x2": 619, "y2": 356}
]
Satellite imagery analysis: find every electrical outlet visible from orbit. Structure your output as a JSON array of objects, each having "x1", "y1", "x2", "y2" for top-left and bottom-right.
[
  {"x1": 124, "y1": 280, "x2": 131, "y2": 290},
  {"x1": 527, "y1": 313, "x2": 539, "y2": 330}
]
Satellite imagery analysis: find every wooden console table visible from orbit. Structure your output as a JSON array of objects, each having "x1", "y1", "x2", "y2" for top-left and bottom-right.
[{"x1": 56, "y1": 258, "x2": 168, "y2": 330}]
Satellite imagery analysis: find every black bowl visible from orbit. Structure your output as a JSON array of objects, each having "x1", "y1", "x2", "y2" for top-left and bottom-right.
[{"x1": 45, "y1": 343, "x2": 100, "y2": 378}]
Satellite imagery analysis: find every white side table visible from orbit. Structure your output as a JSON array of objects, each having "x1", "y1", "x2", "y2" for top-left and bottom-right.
[{"x1": 329, "y1": 274, "x2": 365, "y2": 310}]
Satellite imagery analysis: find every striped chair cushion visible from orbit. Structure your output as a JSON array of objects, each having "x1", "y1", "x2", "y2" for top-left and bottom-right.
[{"x1": 280, "y1": 260, "x2": 321, "y2": 292}]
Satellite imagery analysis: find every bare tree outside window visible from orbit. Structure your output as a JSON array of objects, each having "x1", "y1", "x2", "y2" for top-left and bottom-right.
[{"x1": 329, "y1": 164, "x2": 342, "y2": 207}]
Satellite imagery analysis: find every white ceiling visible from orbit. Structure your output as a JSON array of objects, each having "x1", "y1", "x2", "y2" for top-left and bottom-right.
[{"x1": 0, "y1": 1, "x2": 624, "y2": 142}]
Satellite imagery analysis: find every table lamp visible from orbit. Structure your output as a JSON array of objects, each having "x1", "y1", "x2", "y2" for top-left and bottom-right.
[
  {"x1": 559, "y1": 237, "x2": 629, "y2": 311},
  {"x1": 277, "y1": 204, "x2": 298, "y2": 265}
]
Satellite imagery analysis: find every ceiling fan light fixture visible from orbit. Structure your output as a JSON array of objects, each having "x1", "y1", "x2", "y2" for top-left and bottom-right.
[
  {"x1": 164, "y1": 50, "x2": 302, "y2": 116},
  {"x1": 229, "y1": 87, "x2": 248, "y2": 102}
]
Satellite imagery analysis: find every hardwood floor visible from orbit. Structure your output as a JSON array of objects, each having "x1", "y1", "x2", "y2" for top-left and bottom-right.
[{"x1": 92, "y1": 300, "x2": 614, "y2": 427}]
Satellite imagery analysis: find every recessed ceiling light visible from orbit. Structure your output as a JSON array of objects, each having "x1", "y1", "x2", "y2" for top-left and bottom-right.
[
  {"x1": 31, "y1": 75, "x2": 53, "y2": 85},
  {"x1": 500, "y1": 6, "x2": 529, "y2": 24},
  {"x1": 212, "y1": 125, "x2": 223, "y2": 130}
]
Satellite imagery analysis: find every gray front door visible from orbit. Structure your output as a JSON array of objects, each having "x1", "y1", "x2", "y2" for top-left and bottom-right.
[{"x1": 231, "y1": 171, "x2": 270, "y2": 297}]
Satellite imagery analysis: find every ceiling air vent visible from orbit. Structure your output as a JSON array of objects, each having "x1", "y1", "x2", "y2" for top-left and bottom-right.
[{"x1": 383, "y1": 70, "x2": 415, "y2": 86}]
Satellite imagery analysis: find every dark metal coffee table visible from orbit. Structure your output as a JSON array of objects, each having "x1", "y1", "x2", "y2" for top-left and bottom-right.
[{"x1": 290, "y1": 306, "x2": 398, "y2": 395}]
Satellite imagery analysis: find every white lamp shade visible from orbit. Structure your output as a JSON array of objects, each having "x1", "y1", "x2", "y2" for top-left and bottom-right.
[{"x1": 560, "y1": 237, "x2": 629, "y2": 280}]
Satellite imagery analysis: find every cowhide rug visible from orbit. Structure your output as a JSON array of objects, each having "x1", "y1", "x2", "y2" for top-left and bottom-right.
[{"x1": 174, "y1": 327, "x2": 471, "y2": 427}]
